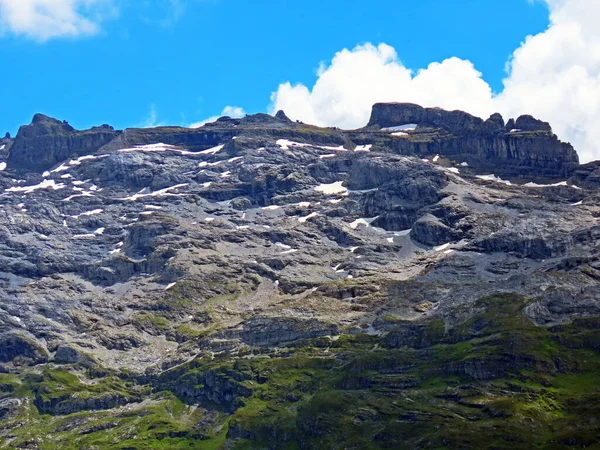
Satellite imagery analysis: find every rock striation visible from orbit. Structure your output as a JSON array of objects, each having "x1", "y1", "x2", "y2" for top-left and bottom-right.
[{"x1": 367, "y1": 102, "x2": 578, "y2": 178}]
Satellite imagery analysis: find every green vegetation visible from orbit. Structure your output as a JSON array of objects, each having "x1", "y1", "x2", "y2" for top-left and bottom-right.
[
  {"x1": 1, "y1": 294, "x2": 600, "y2": 448},
  {"x1": 133, "y1": 313, "x2": 170, "y2": 334}
]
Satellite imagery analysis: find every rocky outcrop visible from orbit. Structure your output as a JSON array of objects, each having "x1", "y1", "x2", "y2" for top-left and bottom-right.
[
  {"x1": 367, "y1": 102, "x2": 484, "y2": 134},
  {"x1": 516, "y1": 114, "x2": 552, "y2": 132},
  {"x1": 33, "y1": 391, "x2": 136, "y2": 415},
  {"x1": 159, "y1": 363, "x2": 253, "y2": 412},
  {"x1": 7, "y1": 114, "x2": 120, "y2": 172},
  {"x1": 365, "y1": 103, "x2": 579, "y2": 178},
  {"x1": 569, "y1": 160, "x2": 600, "y2": 189},
  {"x1": 0, "y1": 333, "x2": 49, "y2": 364},
  {"x1": 219, "y1": 317, "x2": 340, "y2": 347}
]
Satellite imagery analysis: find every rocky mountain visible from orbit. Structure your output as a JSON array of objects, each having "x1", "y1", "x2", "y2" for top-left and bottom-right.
[{"x1": 0, "y1": 103, "x2": 598, "y2": 449}]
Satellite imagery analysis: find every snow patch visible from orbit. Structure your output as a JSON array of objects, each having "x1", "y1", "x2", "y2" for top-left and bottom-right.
[
  {"x1": 319, "y1": 145, "x2": 347, "y2": 152},
  {"x1": 50, "y1": 164, "x2": 71, "y2": 173},
  {"x1": 355, "y1": 144, "x2": 372, "y2": 152},
  {"x1": 118, "y1": 184, "x2": 189, "y2": 201},
  {"x1": 68, "y1": 154, "x2": 107, "y2": 165},
  {"x1": 276, "y1": 139, "x2": 310, "y2": 150},
  {"x1": 383, "y1": 124, "x2": 417, "y2": 132},
  {"x1": 319, "y1": 154, "x2": 337, "y2": 159},
  {"x1": 315, "y1": 181, "x2": 348, "y2": 196},
  {"x1": 199, "y1": 144, "x2": 225, "y2": 155},
  {"x1": 349, "y1": 217, "x2": 378, "y2": 229},
  {"x1": 62, "y1": 192, "x2": 94, "y2": 202},
  {"x1": 69, "y1": 209, "x2": 103, "y2": 219},
  {"x1": 119, "y1": 143, "x2": 176, "y2": 153},
  {"x1": 165, "y1": 282, "x2": 176, "y2": 291},
  {"x1": 5, "y1": 179, "x2": 66, "y2": 194},
  {"x1": 434, "y1": 243, "x2": 451, "y2": 252},
  {"x1": 262, "y1": 205, "x2": 281, "y2": 211},
  {"x1": 298, "y1": 212, "x2": 319, "y2": 223},
  {"x1": 524, "y1": 181, "x2": 580, "y2": 189},
  {"x1": 0, "y1": 162, "x2": 6, "y2": 172},
  {"x1": 72, "y1": 227, "x2": 104, "y2": 240},
  {"x1": 476, "y1": 174, "x2": 512, "y2": 186}
]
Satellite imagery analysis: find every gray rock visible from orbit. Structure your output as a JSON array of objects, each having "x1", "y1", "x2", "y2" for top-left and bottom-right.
[
  {"x1": 7, "y1": 114, "x2": 120, "y2": 172},
  {"x1": 516, "y1": 114, "x2": 553, "y2": 132}
]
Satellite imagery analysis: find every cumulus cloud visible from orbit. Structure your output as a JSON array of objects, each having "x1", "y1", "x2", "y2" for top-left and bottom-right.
[
  {"x1": 270, "y1": 44, "x2": 494, "y2": 130},
  {"x1": 0, "y1": 0, "x2": 117, "y2": 41},
  {"x1": 497, "y1": 0, "x2": 600, "y2": 162},
  {"x1": 270, "y1": 0, "x2": 600, "y2": 162},
  {"x1": 189, "y1": 106, "x2": 246, "y2": 128}
]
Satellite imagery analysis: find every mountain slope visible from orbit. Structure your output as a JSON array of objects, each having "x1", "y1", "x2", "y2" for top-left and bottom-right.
[{"x1": 0, "y1": 104, "x2": 598, "y2": 449}]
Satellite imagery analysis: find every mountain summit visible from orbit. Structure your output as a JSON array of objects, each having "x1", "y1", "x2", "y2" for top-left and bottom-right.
[{"x1": 0, "y1": 104, "x2": 598, "y2": 448}]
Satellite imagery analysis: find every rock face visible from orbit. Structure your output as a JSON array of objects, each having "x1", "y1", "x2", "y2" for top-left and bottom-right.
[
  {"x1": 7, "y1": 114, "x2": 120, "y2": 171},
  {"x1": 368, "y1": 102, "x2": 484, "y2": 134},
  {"x1": 0, "y1": 104, "x2": 599, "y2": 448},
  {"x1": 366, "y1": 102, "x2": 578, "y2": 178}
]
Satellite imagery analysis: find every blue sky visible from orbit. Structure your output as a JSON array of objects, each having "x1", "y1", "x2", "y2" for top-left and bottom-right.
[{"x1": 0, "y1": 0, "x2": 551, "y2": 136}]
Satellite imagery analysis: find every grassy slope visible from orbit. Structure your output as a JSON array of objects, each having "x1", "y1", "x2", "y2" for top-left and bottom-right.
[{"x1": 1, "y1": 294, "x2": 599, "y2": 449}]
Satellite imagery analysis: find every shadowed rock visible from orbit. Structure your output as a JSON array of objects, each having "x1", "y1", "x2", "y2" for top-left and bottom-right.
[{"x1": 7, "y1": 114, "x2": 120, "y2": 172}]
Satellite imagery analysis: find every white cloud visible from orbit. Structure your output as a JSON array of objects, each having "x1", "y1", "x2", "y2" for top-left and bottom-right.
[
  {"x1": 141, "y1": 104, "x2": 165, "y2": 128},
  {"x1": 497, "y1": 0, "x2": 600, "y2": 163},
  {"x1": 0, "y1": 0, "x2": 117, "y2": 41},
  {"x1": 189, "y1": 106, "x2": 246, "y2": 129},
  {"x1": 270, "y1": 44, "x2": 494, "y2": 131},
  {"x1": 270, "y1": 0, "x2": 600, "y2": 162}
]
